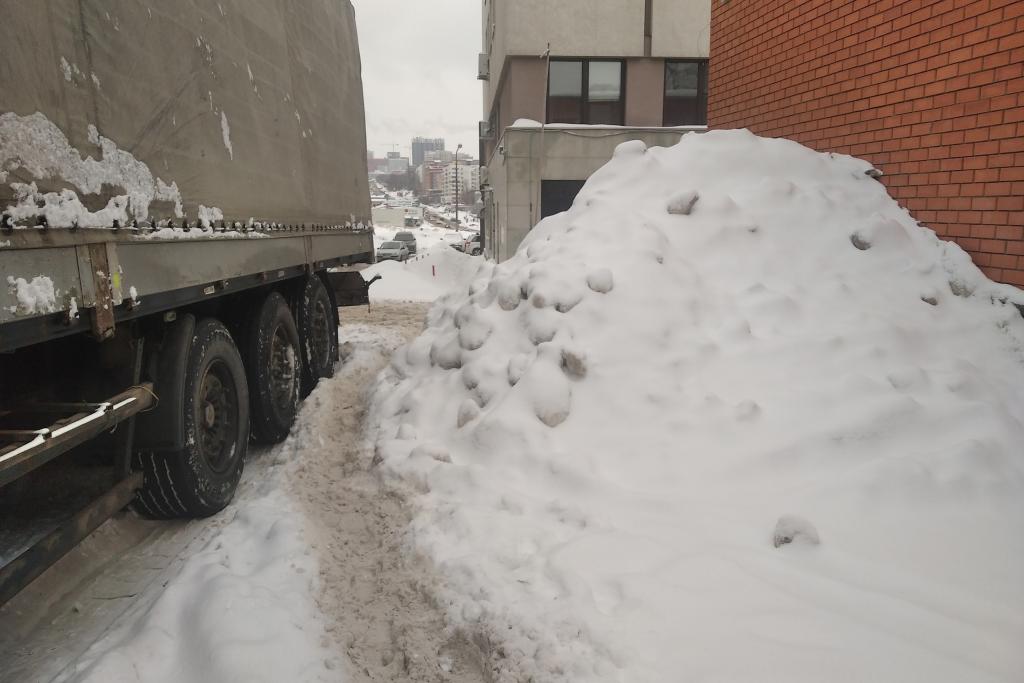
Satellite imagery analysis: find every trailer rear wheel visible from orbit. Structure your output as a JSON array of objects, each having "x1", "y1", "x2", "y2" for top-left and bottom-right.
[
  {"x1": 244, "y1": 291, "x2": 301, "y2": 444},
  {"x1": 295, "y1": 276, "x2": 338, "y2": 398},
  {"x1": 134, "y1": 318, "x2": 249, "y2": 519}
]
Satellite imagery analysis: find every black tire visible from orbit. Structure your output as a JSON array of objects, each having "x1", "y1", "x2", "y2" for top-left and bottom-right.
[
  {"x1": 134, "y1": 319, "x2": 249, "y2": 519},
  {"x1": 294, "y1": 276, "x2": 338, "y2": 398},
  {"x1": 243, "y1": 291, "x2": 301, "y2": 444}
]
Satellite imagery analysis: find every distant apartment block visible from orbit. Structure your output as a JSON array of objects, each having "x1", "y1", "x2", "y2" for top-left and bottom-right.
[
  {"x1": 443, "y1": 159, "x2": 481, "y2": 205},
  {"x1": 385, "y1": 151, "x2": 410, "y2": 173},
  {"x1": 480, "y1": 0, "x2": 711, "y2": 261},
  {"x1": 411, "y1": 137, "x2": 445, "y2": 167},
  {"x1": 710, "y1": 0, "x2": 1024, "y2": 286},
  {"x1": 416, "y1": 161, "x2": 447, "y2": 204}
]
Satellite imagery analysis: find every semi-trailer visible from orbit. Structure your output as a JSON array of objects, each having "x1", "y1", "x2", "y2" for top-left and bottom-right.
[{"x1": 0, "y1": 0, "x2": 376, "y2": 604}]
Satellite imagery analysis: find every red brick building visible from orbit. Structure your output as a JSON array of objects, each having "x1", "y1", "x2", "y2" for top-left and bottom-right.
[{"x1": 709, "y1": 0, "x2": 1024, "y2": 285}]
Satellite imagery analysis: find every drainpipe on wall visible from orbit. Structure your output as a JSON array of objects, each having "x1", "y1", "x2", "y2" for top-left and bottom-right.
[{"x1": 537, "y1": 42, "x2": 551, "y2": 229}]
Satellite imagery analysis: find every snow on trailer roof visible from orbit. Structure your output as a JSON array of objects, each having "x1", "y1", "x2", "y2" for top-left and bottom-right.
[
  {"x1": 371, "y1": 130, "x2": 1024, "y2": 682},
  {"x1": 0, "y1": 113, "x2": 369, "y2": 234}
]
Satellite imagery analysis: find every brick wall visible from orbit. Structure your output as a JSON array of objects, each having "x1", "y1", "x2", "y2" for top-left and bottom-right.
[{"x1": 709, "y1": 0, "x2": 1024, "y2": 285}]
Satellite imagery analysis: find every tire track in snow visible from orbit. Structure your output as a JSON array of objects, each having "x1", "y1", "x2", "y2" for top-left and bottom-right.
[{"x1": 282, "y1": 302, "x2": 489, "y2": 682}]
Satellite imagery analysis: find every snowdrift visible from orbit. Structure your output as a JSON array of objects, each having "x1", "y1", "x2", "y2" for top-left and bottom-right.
[
  {"x1": 362, "y1": 246, "x2": 480, "y2": 303},
  {"x1": 371, "y1": 130, "x2": 1024, "y2": 682}
]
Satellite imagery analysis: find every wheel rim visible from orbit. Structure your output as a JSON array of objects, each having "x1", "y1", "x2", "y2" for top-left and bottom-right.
[
  {"x1": 269, "y1": 325, "x2": 297, "y2": 412},
  {"x1": 198, "y1": 360, "x2": 238, "y2": 473},
  {"x1": 310, "y1": 298, "x2": 332, "y2": 371}
]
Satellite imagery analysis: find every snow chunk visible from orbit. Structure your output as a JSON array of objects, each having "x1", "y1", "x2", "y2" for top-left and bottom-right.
[
  {"x1": 396, "y1": 423, "x2": 418, "y2": 440},
  {"x1": 525, "y1": 350, "x2": 571, "y2": 427},
  {"x1": 773, "y1": 515, "x2": 821, "y2": 548},
  {"x1": 586, "y1": 268, "x2": 614, "y2": 294},
  {"x1": 457, "y1": 399, "x2": 481, "y2": 428},
  {"x1": 198, "y1": 204, "x2": 223, "y2": 229},
  {"x1": 7, "y1": 275, "x2": 57, "y2": 315},
  {"x1": 666, "y1": 189, "x2": 700, "y2": 215},
  {"x1": 613, "y1": 139, "x2": 647, "y2": 157}
]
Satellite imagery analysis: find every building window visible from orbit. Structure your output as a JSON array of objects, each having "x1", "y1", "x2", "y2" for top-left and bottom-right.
[
  {"x1": 664, "y1": 60, "x2": 708, "y2": 126},
  {"x1": 541, "y1": 179, "x2": 587, "y2": 218},
  {"x1": 547, "y1": 59, "x2": 625, "y2": 125}
]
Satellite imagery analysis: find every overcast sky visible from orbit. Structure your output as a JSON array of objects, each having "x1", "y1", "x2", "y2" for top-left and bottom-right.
[{"x1": 352, "y1": 0, "x2": 482, "y2": 160}]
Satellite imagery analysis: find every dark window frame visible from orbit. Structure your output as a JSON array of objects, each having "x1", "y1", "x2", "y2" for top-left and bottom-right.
[
  {"x1": 540, "y1": 179, "x2": 587, "y2": 219},
  {"x1": 663, "y1": 59, "x2": 709, "y2": 126},
  {"x1": 546, "y1": 58, "x2": 627, "y2": 126}
]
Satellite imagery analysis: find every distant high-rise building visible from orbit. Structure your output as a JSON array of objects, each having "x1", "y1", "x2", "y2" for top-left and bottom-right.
[
  {"x1": 442, "y1": 158, "x2": 480, "y2": 205},
  {"x1": 411, "y1": 137, "x2": 445, "y2": 167}
]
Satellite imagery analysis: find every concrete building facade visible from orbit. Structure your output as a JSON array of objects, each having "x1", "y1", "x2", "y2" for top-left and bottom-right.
[
  {"x1": 709, "y1": 0, "x2": 1024, "y2": 286},
  {"x1": 480, "y1": 0, "x2": 712, "y2": 261},
  {"x1": 416, "y1": 161, "x2": 447, "y2": 204}
]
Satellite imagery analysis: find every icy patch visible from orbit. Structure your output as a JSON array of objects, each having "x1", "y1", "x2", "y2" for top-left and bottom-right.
[
  {"x1": 0, "y1": 112, "x2": 183, "y2": 226},
  {"x1": 59, "y1": 57, "x2": 84, "y2": 83},
  {"x1": 60, "y1": 57, "x2": 74, "y2": 82},
  {"x1": 220, "y1": 111, "x2": 233, "y2": 160}
]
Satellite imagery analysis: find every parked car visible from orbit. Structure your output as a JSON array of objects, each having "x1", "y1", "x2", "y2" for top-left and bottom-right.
[
  {"x1": 468, "y1": 234, "x2": 482, "y2": 256},
  {"x1": 443, "y1": 233, "x2": 466, "y2": 251},
  {"x1": 393, "y1": 231, "x2": 417, "y2": 254},
  {"x1": 404, "y1": 215, "x2": 422, "y2": 228},
  {"x1": 377, "y1": 240, "x2": 409, "y2": 261}
]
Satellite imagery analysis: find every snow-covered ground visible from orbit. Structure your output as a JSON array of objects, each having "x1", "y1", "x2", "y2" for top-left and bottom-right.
[
  {"x1": 65, "y1": 486, "x2": 337, "y2": 682},
  {"x1": 424, "y1": 205, "x2": 480, "y2": 232},
  {"x1": 369, "y1": 130, "x2": 1024, "y2": 681},
  {"x1": 0, "y1": 305, "x2": 485, "y2": 683}
]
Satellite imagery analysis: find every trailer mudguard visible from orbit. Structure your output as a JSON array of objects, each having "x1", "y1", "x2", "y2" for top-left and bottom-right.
[{"x1": 134, "y1": 314, "x2": 196, "y2": 452}]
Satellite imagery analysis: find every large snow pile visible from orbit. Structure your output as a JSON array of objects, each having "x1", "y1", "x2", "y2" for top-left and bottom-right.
[{"x1": 371, "y1": 130, "x2": 1024, "y2": 681}]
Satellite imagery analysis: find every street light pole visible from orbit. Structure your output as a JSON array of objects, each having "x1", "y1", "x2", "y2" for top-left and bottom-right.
[{"x1": 454, "y1": 143, "x2": 463, "y2": 227}]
